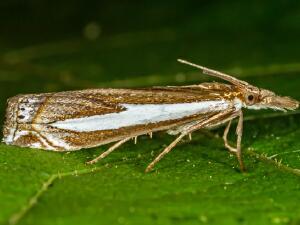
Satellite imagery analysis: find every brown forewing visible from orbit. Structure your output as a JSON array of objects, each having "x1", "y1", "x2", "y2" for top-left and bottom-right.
[
  {"x1": 5, "y1": 83, "x2": 240, "y2": 150},
  {"x1": 34, "y1": 83, "x2": 239, "y2": 122}
]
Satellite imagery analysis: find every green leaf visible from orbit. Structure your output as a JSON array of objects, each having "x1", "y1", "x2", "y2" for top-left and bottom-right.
[{"x1": 1, "y1": 1, "x2": 300, "y2": 225}]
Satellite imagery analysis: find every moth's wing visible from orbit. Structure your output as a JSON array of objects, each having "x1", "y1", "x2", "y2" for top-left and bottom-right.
[
  {"x1": 29, "y1": 86, "x2": 235, "y2": 124},
  {"x1": 151, "y1": 83, "x2": 235, "y2": 99},
  {"x1": 8, "y1": 83, "x2": 236, "y2": 124},
  {"x1": 4, "y1": 91, "x2": 125, "y2": 150},
  {"x1": 17, "y1": 85, "x2": 235, "y2": 124},
  {"x1": 154, "y1": 82, "x2": 234, "y2": 91},
  {"x1": 12, "y1": 111, "x2": 221, "y2": 151},
  {"x1": 33, "y1": 92, "x2": 125, "y2": 123},
  {"x1": 5, "y1": 87, "x2": 234, "y2": 151},
  {"x1": 15, "y1": 88, "x2": 201, "y2": 124}
]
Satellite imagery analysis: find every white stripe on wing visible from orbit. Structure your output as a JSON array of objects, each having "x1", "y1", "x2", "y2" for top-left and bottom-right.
[{"x1": 51, "y1": 101, "x2": 234, "y2": 132}]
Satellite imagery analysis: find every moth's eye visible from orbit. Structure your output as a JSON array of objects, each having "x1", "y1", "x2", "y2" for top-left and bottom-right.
[
  {"x1": 248, "y1": 95, "x2": 254, "y2": 101},
  {"x1": 245, "y1": 93, "x2": 256, "y2": 105}
]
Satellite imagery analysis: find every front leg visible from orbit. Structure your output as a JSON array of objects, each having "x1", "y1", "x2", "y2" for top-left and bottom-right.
[{"x1": 223, "y1": 110, "x2": 245, "y2": 171}]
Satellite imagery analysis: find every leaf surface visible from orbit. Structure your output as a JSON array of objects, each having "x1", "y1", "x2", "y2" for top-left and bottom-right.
[{"x1": 1, "y1": 1, "x2": 300, "y2": 225}]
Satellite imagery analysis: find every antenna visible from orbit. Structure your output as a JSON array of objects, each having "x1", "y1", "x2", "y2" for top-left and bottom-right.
[{"x1": 177, "y1": 59, "x2": 249, "y2": 87}]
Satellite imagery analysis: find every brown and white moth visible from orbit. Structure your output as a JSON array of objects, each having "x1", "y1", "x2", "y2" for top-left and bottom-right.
[{"x1": 2, "y1": 59, "x2": 299, "y2": 172}]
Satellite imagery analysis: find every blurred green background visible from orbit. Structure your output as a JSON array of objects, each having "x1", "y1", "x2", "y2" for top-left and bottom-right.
[{"x1": 1, "y1": 1, "x2": 300, "y2": 225}]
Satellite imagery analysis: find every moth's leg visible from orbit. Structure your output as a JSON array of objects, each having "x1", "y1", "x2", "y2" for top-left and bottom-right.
[
  {"x1": 86, "y1": 137, "x2": 131, "y2": 165},
  {"x1": 188, "y1": 109, "x2": 245, "y2": 171},
  {"x1": 222, "y1": 110, "x2": 245, "y2": 171},
  {"x1": 145, "y1": 109, "x2": 236, "y2": 172},
  {"x1": 145, "y1": 132, "x2": 186, "y2": 172},
  {"x1": 235, "y1": 110, "x2": 244, "y2": 171},
  {"x1": 223, "y1": 120, "x2": 237, "y2": 153},
  {"x1": 134, "y1": 136, "x2": 138, "y2": 144}
]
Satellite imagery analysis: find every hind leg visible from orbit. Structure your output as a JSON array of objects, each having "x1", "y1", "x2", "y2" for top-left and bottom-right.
[{"x1": 86, "y1": 137, "x2": 132, "y2": 165}]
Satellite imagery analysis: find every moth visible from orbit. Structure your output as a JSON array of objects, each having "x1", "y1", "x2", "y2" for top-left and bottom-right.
[{"x1": 2, "y1": 59, "x2": 299, "y2": 172}]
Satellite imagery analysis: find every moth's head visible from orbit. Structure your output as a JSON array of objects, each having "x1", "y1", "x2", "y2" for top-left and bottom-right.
[
  {"x1": 177, "y1": 59, "x2": 299, "y2": 111},
  {"x1": 240, "y1": 86, "x2": 299, "y2": 111}
]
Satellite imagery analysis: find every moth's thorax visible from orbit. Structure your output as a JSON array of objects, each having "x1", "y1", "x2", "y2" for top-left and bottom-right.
[{"x1": 222, "y1": 91, "x2": 243, "y2": 101}]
